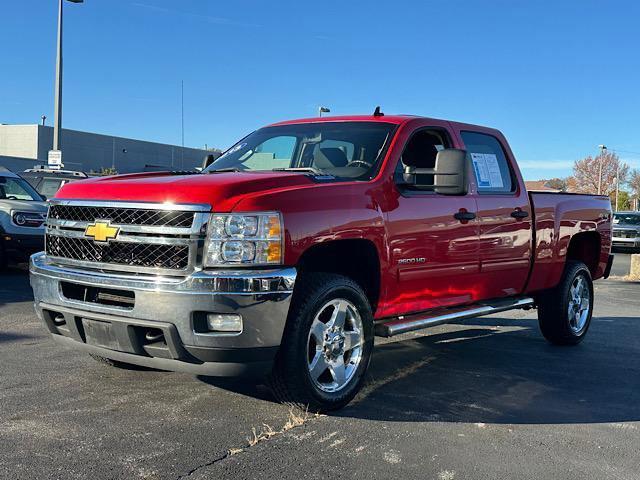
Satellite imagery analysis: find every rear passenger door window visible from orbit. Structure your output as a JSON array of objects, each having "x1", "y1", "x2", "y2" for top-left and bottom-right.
[{"x1": 461, "y1": 131, "x2": 513, "y2": 194}]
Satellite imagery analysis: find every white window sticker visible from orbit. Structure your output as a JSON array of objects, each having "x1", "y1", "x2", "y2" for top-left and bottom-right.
[{"x1": 471, "y1": 153, "x2": 504, "y2": 189}]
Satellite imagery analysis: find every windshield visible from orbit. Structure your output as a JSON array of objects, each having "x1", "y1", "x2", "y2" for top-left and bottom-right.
[
  {"x1": 205, "y1": 121, "x2": 396, "y2": 180},
  {"x1": 0, "y1": 176, "x2": 43, "y2": 201},
  {"x1": 614, "y1": 213, "x2": 640, "y2": 225}
]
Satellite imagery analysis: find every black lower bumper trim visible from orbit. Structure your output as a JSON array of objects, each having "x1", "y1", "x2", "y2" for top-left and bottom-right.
[
  {"x1": 51, "y1": 334, "x2": 272, "y2": 378},
  {"x1": 184, "y1": 345, "x2": 279, "y2": 363}
]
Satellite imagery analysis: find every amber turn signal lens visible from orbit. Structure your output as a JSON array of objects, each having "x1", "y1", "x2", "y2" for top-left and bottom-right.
[
  {"x1": 265, "y1": 215, "x2": 281, "y2": 239},
  {"x1": 266, "y1": 242, "x2": 282, "y2": 263}
]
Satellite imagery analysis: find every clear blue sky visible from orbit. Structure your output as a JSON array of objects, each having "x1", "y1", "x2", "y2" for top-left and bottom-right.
[{"x1": 2, "y1": 0, "x2": 639, "y2": 180}]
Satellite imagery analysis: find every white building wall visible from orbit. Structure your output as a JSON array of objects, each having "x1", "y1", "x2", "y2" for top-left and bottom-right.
[
  {"x1": 0, "y1": 125, "x2": 39, "y2": 160},
  {"x1": 0, "y1": 124, "x2": 215, "y2": 174}
]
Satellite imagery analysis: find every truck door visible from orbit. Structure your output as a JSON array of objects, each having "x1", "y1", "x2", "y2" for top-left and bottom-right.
[
  {"x1": 459, "y1": 130, "x2": 533, "y2": 299},
  {"x1": 382, "y1": 126, "x2": 481, "y2": 317}
]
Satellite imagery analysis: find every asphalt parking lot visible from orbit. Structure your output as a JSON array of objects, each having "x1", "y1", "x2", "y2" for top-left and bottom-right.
[{"x1": 1, "y1": 255, "x2": 639, "y2": 480}]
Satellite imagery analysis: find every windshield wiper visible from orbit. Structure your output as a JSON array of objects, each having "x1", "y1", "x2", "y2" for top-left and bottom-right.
[
  {"x1": 272, "y1": 167, "x2": 325, "y2": 175},
  {"x1": 206, "y1": 167, "x2": 243, "y2": 173}
]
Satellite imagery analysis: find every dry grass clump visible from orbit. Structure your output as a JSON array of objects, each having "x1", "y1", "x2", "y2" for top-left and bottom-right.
[{"x1": 227, "y1": 408, "x2": 317, "y2": 456}]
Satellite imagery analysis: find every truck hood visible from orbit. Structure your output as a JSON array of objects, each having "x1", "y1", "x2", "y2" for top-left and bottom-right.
[
  {"x1": 0, "y1": 199, "x2": 48, "y2": 214},
  {"x1": 54, "y1": 171, "x2": 317, "y2": 211}
]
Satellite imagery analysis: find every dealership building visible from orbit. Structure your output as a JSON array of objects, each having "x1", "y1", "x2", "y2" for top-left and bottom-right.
[{"x1": 0, "y1": 124, "x2": 215, "y2": 174}]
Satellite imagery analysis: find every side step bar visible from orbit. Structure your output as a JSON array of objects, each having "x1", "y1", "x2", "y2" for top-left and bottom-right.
[{"x1": 375, "y1": 297, "x2": 535, "y2": 337}]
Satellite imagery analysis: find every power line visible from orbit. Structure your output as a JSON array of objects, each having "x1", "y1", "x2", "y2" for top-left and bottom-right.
[{"x1": 609, "y1": 148, "x2": 640, "y2": 157}]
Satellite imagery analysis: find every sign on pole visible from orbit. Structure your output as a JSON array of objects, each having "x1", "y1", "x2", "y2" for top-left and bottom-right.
[{"x1": 48, "y1": 150, "x2": 63, "y2": 170}]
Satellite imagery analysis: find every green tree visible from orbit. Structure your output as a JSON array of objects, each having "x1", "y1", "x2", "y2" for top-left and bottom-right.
[{"x1": 610, "y1": 190, "x2": 631, "y2": 211}]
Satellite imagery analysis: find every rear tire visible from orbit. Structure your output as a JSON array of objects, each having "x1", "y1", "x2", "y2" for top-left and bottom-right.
[
  {"x1": 269, "y1": 273, "x2": 374, "y2": 412},
  {"x1": 537, "y1": 261, "x2": 594, "y2": 345}
]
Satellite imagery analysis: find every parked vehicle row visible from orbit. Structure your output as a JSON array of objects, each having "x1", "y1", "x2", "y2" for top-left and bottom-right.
[
  {"x1": 612, "y1": 211, "x2": 640, "y2": 251},
  {"x1": 0, "y1": 168, "x2": 47, "y2": 269},
  {"x1": 20, "y1": 167, "x2": 89, "y2": 199}
]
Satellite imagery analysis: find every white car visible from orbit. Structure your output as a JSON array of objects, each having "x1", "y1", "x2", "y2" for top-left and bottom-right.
[
  {"x1": 612, "y1": 211, "x2": 640, "y2": 251},
  {"x1": 0, "y1": 168, "x2": 48, "y2": 269}
]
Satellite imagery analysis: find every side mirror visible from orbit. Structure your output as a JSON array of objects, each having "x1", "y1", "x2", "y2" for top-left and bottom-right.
[
  {"x1": 40, "y1": 194, "x2": 47, "y2": 201},
  {"x1": 403, "y1": 149, "x2": 468, "y2": 195},
  {"x1": 202, "y1": 154, "x2": 216, "y2": 170}
]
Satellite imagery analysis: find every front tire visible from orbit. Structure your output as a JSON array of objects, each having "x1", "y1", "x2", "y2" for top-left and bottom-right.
[
  {"x1": 269, "y1": 273, "x2": 374, "y2": 412},
  {"x1": 537, "y1": 261, "x2": 594, "y2": 345}
]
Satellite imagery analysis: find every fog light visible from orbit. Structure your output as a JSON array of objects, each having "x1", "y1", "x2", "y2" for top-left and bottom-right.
[{"x1": 206, "y1": 313, "x2": 243, "y2": 333}]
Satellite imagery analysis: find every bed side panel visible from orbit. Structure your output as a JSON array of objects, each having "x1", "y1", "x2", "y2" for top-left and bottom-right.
[{"x1": 526, "y1": 193, "x2": 611, "y2": 293}]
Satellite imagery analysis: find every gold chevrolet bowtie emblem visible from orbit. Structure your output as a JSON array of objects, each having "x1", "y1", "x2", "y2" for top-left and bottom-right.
[{"x1": 84, "y1": 220, "x2": 119, "y2": 243}]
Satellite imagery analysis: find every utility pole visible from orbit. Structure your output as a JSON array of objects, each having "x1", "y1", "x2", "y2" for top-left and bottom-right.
[
  {"x1": 597, "y1": 144, "x2": 607, "y2": 195},
  {"x1": 51, "y1": 0, "x2": 83, "y2": 170},
  {"x1": 615, "y1": 162, "x2": 620, "y2": 211},
  {"x1": 181, "y1": 80, "x2": 185, "y2": 169}
]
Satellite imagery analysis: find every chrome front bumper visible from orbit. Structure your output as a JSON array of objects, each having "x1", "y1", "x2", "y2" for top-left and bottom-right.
[{"x1": 29, "y1": 252, "x2": 296, "y2": 376}]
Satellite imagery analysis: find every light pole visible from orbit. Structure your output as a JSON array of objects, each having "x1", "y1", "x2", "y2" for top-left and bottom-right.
[
  {"x1": 615, "y1": 162, "x2": 620, "y2": 212},
  {"x1": 51, "y1": 0, "x2": 83, "y2": 168},
  {"x1": 597, "y1": 144, "x2": 607, "y2": 195}
]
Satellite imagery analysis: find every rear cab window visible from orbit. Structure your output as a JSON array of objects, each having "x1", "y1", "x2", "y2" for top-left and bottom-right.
[{"x1": 461, "y1": 131, "x2": 514, "y2": 194}]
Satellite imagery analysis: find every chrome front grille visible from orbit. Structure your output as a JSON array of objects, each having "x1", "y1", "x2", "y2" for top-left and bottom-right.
[
  {"x1": 613, "y1": 229, "x2": 637, "y2": 239},
  {"x1": 48, "y1": 205, "x2": 195, "y2": 228},
  {"x1": 46, "y1": 235, "x2": 190, "y2": 270},
  {"x1": 45, "y1": 200, "x2": 210, "y2": 275}
]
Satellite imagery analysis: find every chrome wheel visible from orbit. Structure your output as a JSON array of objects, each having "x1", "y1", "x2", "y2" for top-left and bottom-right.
[
  {"x1": 568, "y1": 274, "x2": 590, "y2": 334},
  {"x1": 307, "y1": 298, "x2": 364, "y2": 393}
]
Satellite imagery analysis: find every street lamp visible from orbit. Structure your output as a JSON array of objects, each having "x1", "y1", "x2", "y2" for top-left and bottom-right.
[
  {"x1": 51, "y1": 0, "x2": 83, "y2": 169},
  {"x1": 597, "y1": 144, "x2": 607, "y2": 195},
  {"x1": 318, "y1": 106, "x2": 330, "y2": 117}
]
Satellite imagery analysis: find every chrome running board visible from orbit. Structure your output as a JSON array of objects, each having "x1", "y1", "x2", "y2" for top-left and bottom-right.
[{"x1": 375, "y1": 297, "x2": 535, "y2": 337}]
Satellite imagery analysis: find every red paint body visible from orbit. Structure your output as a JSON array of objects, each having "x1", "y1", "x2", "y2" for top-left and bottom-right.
[{"x1": 56, "y1": 115, "x2": 612, "y2": 320}]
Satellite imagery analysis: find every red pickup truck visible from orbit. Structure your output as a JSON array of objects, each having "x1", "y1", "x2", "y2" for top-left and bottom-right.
[{"x1": 30, "y1": 113, "x2": 613, "y2": 411}]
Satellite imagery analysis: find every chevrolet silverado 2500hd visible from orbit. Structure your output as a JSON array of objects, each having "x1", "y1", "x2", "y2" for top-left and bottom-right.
[{"x1": 30, "y1": 113, "x2": 613, "y2": 411}]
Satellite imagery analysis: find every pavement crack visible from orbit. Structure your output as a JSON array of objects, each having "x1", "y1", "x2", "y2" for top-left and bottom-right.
[
  {"x1": 175, "y1": 453, "x2": 229, "y2": 479},
  {"x1": 175, "y1": 408, "x2": 323, "y2": 478}
]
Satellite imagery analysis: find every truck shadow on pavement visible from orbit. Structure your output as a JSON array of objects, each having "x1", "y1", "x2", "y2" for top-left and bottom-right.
[
  {"x1": 0, "y1": 266, "x2": 33, "y2": 307},
  {"x1": 200, "y1": 315, "x2": 640, "y2": 425}
]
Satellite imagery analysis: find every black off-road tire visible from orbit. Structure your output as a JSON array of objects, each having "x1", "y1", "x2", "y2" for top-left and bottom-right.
[
  {"x1": 269, "y1": 273, "x2": 374, "y2": 412},
  {"x1": 537, "y1": 261, "x2": 594, "y2": 345}
]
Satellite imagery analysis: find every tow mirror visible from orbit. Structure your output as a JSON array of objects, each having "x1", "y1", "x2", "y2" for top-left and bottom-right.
[
  {"x1": 202, "y1": 154, "x2": 216, "y2": 170},
  {"x1": 403, "y1": 148, "x2": 468, "y2": 195}
]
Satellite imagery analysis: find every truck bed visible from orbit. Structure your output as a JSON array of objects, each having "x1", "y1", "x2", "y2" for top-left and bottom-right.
[{"x1": 525, "y1": 191, "x2": 612, "y2": 294}]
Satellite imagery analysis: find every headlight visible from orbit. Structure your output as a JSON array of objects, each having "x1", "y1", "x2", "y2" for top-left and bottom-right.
[
  {"x1": 203, "y1": 212, "x2": 283, "y2": 267},
  {"x1": 12, "y1": 212, "x2": 45, "y2": 227}
]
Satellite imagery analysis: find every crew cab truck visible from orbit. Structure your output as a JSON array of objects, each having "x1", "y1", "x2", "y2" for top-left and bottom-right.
[{"x1": 30, "y1": 113, "x2": 613, "y2": 411}]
